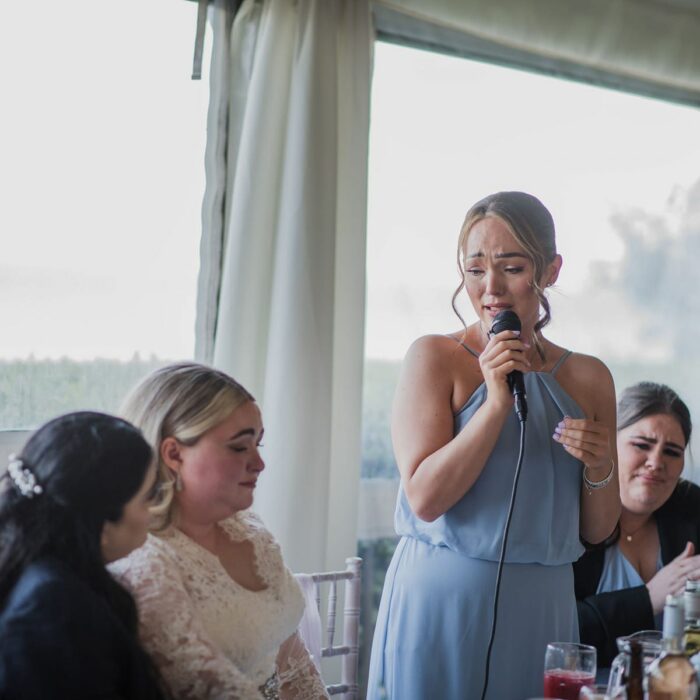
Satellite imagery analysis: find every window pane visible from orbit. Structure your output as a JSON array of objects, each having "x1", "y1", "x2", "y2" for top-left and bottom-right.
[
  {"x1": 0, "y1": 1, "x2": 209, "y2": 429},
  {"x1": 359, "y1": 40, "x2": 700, "y2": 692}
]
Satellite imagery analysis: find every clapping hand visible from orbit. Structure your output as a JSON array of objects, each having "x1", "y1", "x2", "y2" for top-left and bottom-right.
[{"x1": 647, "y1": 542, "x2": 700, "y2": 614}]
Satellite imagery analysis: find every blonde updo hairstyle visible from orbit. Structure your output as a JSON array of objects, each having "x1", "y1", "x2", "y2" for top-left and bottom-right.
[
  {"x1": 452, "y1": 191, "x2": 558, "y2": 360},
  {"x1": 120, "y1": 362, "x2": 254, "y2": 532}
]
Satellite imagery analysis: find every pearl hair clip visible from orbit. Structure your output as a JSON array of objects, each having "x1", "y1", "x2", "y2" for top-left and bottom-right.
[{"x1": 7, "y1": 454, "x2": 43, "y2": 498}]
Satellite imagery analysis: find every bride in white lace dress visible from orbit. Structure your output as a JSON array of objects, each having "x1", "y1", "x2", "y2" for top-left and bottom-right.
[{"x1": 109, "y1": 363, "x2": 328, "y2": 700}]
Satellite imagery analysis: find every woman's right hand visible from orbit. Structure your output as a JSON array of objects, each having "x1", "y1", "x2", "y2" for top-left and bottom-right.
[
  {"x1": 647, "y1": 542, "x2": 700, "y2": 614},
  {"x1": 478, "y1": 329, "x2": 530, "y2": 410}
]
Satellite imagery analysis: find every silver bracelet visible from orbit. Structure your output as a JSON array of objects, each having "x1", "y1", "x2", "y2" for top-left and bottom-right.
[{"x1": 582, "y1": 459, "x2": 614, "y2": 493}]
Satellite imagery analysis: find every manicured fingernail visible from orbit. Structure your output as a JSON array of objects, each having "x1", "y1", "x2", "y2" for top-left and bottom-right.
[
  {"x1": 554, "y1": 425, "x2": 562, "y2": 434},
  {"x1": 523, "y1": 342, "x2": 531, "y2": 348},
  {"x1": 512, "y1": 330, "x2": 521, "y2": 337},
  {"x1": 552, "y1": 433, "x2": 560, "y2": 441}
]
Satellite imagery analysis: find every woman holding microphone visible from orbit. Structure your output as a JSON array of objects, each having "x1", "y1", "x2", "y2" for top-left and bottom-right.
[{"x1": 367, "y1": 191, "x2": 621, "y2": 699}]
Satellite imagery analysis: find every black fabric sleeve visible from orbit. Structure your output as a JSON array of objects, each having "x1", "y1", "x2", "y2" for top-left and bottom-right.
[
  {"x1": 0, "y1": 575, "x2": 126, "y2": 700},
  {"x1": 658, "y1": 480, "x2": 700, "y2": 560},
  {"x1": 577, "y1": 585, "x2": 655, "y2": 667}
]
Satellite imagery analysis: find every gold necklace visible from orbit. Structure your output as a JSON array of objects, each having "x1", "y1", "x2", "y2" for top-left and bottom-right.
[{"x1": 620, "y1": 521, "x2": 649, "y2": 543}]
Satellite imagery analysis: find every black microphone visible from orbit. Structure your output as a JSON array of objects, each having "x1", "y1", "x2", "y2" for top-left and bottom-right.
[{"x1": 490, "y1": 310, "x2": 528, "y2": 423}]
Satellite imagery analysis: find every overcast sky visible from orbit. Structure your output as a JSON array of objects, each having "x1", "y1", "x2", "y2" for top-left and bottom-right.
[
  {"x1": 2, "y1": 4, "x2": 700, "y2": 364},
  {"x1": 0, "y1": 1, "x2": 207, "y2": 361},
  {"x1": 365, "y1": 42, "x2": 700, "y2": 361}
]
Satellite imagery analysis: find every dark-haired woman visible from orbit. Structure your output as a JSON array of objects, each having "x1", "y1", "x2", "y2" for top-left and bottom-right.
[
  {"x1": 0, "y1": 411, "x2": 167, "y2": 700},
  {"x1": 575, "y1": 382, "x2": 700, "y2": 666},
  {"x1": 367, "y1": 191, "x2": 620, "y2": 699}
]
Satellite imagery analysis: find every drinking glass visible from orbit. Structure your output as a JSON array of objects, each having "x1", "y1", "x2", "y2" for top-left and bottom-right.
[
  {"x1": 544, "y1": 642, "x2": 597, "y2": 700},
  {"x1": 607, "y1": 629, "x2": 662, "y2": 697},
  {"x1": 579, "y1": 684, "x2": 611, "y2": 699}
]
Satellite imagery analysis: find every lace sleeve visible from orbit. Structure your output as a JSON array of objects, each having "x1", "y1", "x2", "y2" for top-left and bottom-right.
[
  {"x1": 112, "y1": 543, "x2": 262, "y2": 700},
  {"x1": 276, "y1": 632, "x2": 329, "y2": 700}
]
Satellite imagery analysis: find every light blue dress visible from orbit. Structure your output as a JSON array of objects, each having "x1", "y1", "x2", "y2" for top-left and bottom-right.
[
  {"x1": 367, "y1": 348, "x2": 585, "y2": 700},
  {"x1": 597, "y1": 544, "x2": 664, "y2": 630}
]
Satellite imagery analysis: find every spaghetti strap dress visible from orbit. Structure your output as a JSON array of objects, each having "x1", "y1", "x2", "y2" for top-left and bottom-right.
[{"x1": 367, "y1": 347, "x2": 585, "y2": 700}]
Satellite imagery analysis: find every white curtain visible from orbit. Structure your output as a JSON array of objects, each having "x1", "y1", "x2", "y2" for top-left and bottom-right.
[{"x1": 197, "y1": 0, "x2": 373, "y2": 573}]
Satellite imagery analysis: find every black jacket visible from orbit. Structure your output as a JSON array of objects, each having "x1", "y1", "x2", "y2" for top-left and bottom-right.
[
  {"x1": 574, "y1": 479, "x2": 700, "y2": 666},
  {"x1": 0, "y1": 557, "x2": 166, "y2": 700}
]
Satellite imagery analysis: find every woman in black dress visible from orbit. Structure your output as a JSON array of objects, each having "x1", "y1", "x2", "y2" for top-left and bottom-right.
[{"x1": 0, "y1": 411, "x2": 167, "y2": 700}]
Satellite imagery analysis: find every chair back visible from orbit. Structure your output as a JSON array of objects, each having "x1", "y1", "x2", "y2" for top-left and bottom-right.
[{"x1": 296, "y1": 556, "x2": 362, "y2": 699}]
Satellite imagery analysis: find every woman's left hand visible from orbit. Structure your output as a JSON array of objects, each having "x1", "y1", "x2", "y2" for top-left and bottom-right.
[{"x1": 553, "y1": 416, "x2": 612, "y2": 472}]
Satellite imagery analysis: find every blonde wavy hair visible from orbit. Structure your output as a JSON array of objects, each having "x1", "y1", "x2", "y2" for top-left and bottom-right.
[
  {"x1": 120, "y1": 362, "x2": 254, "y2": 532},
  {"x1": 452, "y1": 191, "x2": 558, "y2": 360}
]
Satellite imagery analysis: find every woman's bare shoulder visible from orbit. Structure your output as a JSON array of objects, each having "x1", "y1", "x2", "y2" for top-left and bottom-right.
[
  {"x1": 400, "y1": 332, "x2": 483, "y2": 411},
  {"x1": 405, "y1": 332, "x2": 479, "y2": 367},
  {"x1": 562, "y1": 351, "x2": 614, "y2": 385},
  {"x1": 397, "y1": 335, "x2": 459, "y2": 396},
  {"x1": 555, "y1": 350, "x2": 615, "y2": 419},
  {"x1": 407, "y1": 332, "x2": 462, "y2": 353}
]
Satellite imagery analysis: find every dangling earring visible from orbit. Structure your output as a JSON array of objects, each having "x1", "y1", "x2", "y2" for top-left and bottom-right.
[{"x1": 175, "y1": 471, "x2": 183, "y2": 492}]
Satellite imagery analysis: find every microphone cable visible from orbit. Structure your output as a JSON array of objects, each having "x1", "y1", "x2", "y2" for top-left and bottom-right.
[{"x1": 479, "y1": 416, "x2": 527, "y2": 700}]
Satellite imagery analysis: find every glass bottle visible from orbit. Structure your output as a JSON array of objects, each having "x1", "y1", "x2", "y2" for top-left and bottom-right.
[
  {"x1": 625, "y1": 638, "x2": 644, "y2": 700},
  {"x1": 684, "y1": 581, "x2": 700, "y2": 659},
  {"x1": 647, "y1": 594, "x2": 699, "y2": 699}
]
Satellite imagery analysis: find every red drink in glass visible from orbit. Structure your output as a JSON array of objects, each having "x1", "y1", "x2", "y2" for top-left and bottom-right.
[{"x1": 543, "y1": 668, "x2": 595, "y2": 699}]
